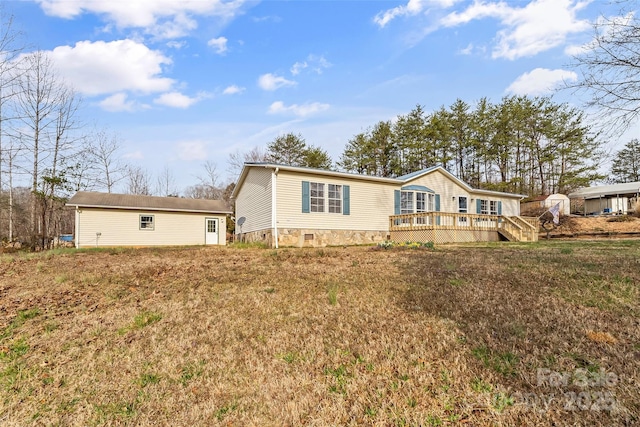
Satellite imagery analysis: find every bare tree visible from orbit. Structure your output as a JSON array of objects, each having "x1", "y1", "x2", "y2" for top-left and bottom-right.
[
  {"x1": 227, "y1": 146, "x2": 267, "y2": 178},
  {"x1": 14, "y1": 50, "x2": 80, "y2": 248},
  {"x1": 125, "y1": 165, "x2": 152, "y2": 195},
  {"x1": 191, "y1": 160, "x2": 222, "y2": 199},
  {"x1": 86, "y1": 128, "x2": 128, "y2": 192},
  {"x1": 0, "y1": 10, "x2": 24, "y2": 241},
  {"x1": 566, "y1": 1, "x2": 640, "y2": 132},
  {"x1": 155, "y1": 165, "x2": 178, "y2": 197}
]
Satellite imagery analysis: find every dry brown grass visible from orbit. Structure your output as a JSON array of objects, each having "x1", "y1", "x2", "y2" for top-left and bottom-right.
[{"x1": 0, "y1": 242, "x2": 638, "y2": 426}]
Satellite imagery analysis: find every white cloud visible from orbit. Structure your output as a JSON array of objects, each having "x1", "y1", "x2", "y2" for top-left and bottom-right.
[
  {"x1": 290, "y1": 54, "x2": 331, "y2": 76},
  {"x1": 267, "y1": 101, "x2": 330, "y2": 117},
  {"x1": 459, "y1": 43, "x2": 474, "y2": 55},
  {"x1": 176, "y1": 141, "x2": 207, "y2": 161},
  {"x1": 565, "y1": 12, "x2": 635, "y2": 57},
  {"x1": 506, "y1": 68, "x2": 578, "y2": 95},
  {"x1": 290, "y1": 61, "x2": 307, "y2": 76},
  {"x1": 207, "y1": 36, "x2": 228, "y2": 54},
  {"x1": 564, "y1": 43, "x2": 589, "y2": 56},
  {"x1": 35, "y1": 0, "x2": 248, "y2": 39},
  {"x1": 257, "y1": 73, "x2": 297, "y2": 91},
  {"x1": 166, "y1": 40, "x2": 187, "y2": 49},
  {"x1": 223, "y1": 85, "x2": 245, "y2": 95},
  {"x1": 154, "y1": 91, "x2": 204, "y2": 108},
  {"x1": 441, "y1": 0, "x2": 592, "y2": 60},
  {"x1": 374, "y1": 0, "x2": 460, "y2": 28},
  {"x1": 98, "y1": 93, "x2": 138, "y2": 112},
  {"x1": 49, "y1": 39, "x2": 174, "y2": 96}
]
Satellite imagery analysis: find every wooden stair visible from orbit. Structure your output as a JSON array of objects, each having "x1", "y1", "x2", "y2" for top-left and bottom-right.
[{"x1": 498, "y1": 216, "x2": 539, "y2": 242}]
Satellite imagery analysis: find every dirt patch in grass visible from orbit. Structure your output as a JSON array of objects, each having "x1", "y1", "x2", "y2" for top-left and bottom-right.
[
  {"x1": 0, "y1": 243, "x2": 638, "y2": 426},
  {"x1": 551, "y1": 216, "x2": 640, "y2": 235}
]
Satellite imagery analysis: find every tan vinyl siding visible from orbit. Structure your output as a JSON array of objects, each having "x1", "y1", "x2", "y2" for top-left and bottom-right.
[
  {"x1": 276, "y1": 170, "x2": 395, "y2": 232},
  {"x1": 235, "y1": 167, "x2": 273, "y2": 234},
  {"x1": 406, "y1": 170, "x2": 521, "y2": 215},
  {"x1": 76, "y1": 208, "x2": 226, "y2": 247},
  {"x1": 406, "y1": 170, "x2": 469, "y2": 213}
]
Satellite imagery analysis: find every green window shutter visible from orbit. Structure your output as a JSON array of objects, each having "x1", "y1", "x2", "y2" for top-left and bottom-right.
[
  {"x1": 343, "y1": 185, "x2": 350, "y2": 215},
  {"x1": 476, "y1": 199, "x2": 482, "y2": 214},
  {"x1": 394, "y1": 190, "x2": 400, "y2": 215},
  {"x1": 302, "y1": 181, "x2": 310, "y2": 213},
  {"x1": 498, "y1": 201, "x2": 503, "y2": 215},
  {"x1": 435, "y1": 194, "x2": 441, "y2": 226}
]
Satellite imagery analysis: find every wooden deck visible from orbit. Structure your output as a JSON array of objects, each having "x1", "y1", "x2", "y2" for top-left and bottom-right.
[{"x1": 389, "y1": 212, "x2": 539, "y2": 243}]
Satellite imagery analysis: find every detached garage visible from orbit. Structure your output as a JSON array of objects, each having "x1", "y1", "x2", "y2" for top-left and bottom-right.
[{"x1": 67, "y1": 192, "x2": 232, "y2": 248}]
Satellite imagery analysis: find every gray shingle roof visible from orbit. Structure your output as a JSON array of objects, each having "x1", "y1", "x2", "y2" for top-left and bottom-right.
[{"x1": 67, "y1": 191, "x2": 232, "y2": 214}]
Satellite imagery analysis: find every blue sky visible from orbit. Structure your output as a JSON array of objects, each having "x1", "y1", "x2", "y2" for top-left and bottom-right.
[{"x1": 7, "y1": 0, "x2": 636, "y2": 191}]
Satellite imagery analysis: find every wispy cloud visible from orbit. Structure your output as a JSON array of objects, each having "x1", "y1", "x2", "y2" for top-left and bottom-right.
[
  {"x1": 441, "y1": 0, "x2": 592, "y2": 60},
  {"x1": 374, "y1": 0, "x2": 460, "y2": 28},
  {"x1": 267, "y1": 101, "x2": 329, "y2": 117},
  {"x1": 257, "y1": 73, "x2": 297, "y2": 91},
  {"x1": 208, "y1": 36, "x2": 228, "y2": 54},
  {"x1": 98, "y1": 93, "x2": 138, "y2": 112},
  {"x1": 223, "y1": 85, "x2": 245, "y2": 95},
  {"x1": 291, "y1": 54, "x2": 331, "y2": 75},
  {"x1": 154, "y1": 91, "x2": 209, "y2": 108},
  {"x1": 506, "y1": 68, "x2": 578, "y2": 95},
  {"x1": 35, "y1": 0, "x2": 250, "y2": 39}
]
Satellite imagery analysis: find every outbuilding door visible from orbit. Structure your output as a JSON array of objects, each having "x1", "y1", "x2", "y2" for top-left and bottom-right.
[{"x1": 205, "y1": 218, "x2": 219, "y2": 245}]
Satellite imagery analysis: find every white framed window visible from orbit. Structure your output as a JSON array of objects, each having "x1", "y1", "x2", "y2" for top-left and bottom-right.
[
  {"x1": 400, "y1": 191, "x2": 414, "y2": 214},
  {"x1": 480, "y1": 199, "x2": 489, "y2": 215},
  {"x1": 416, "y1": 192, "x2": 426, "y2": 212},
  {"x1": 490, "y1": 200, "x2": 498, "y2": 215},
  {"x1": 458, "y1": 196, "x2": 468, "y2": 225},
  {"x1": 311, "y1": 182, "x2": 324, "y2": 212},
  {"x1": 328, "y1": 184, "x2": 342, "y2": 213},
  {"x1": 458, "y1": 196, "x2": 468, "y2": 213},
  {"x1": 140, "y1": 215, "x2": 155, "y2": 230},
  {"x1": 427, "y1": 194, "x2": 435, "y2": 212},
  {"x1": 401, "y1": 191, "x2": 435, "y2": 214}
]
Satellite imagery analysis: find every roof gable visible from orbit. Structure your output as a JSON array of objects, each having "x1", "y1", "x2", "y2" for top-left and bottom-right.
[{"x1": 67, "y1": 192, "x2": 232, "y2": 214}]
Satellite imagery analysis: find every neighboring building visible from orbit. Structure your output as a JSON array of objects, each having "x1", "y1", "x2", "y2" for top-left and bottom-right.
[
  {"x1": 232, "y1": 163, "x2": 537, "y2": 247},
  {"x1": 569, "y1": 182, "x2": 640, "y2": 215},
  {"x1": 67, "y1": 192, "x2": 231, "y2": 248},
  {"x1": 521, "y1": 194, "x2": 570, "y2": 216}
]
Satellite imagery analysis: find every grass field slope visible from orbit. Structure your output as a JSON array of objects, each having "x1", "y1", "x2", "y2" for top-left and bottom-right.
[{"x1": 0, "y1": 242, "x2": 638, "y2": 426}]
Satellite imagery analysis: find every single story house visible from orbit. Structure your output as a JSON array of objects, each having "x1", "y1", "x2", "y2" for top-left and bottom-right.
[
  {"x1": 569, "y1": 182, "x2": 640, "y2": 215},
  {"x1": 232, "y1": 163, "x2": 537, "y2": 247},
  {"x1": 67, "y1": 192, "x2": 231, "y2": 248}
]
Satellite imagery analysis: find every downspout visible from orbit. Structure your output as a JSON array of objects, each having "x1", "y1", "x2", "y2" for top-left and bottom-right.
[
  {"x1": 272, "y1": 167, "x2": 279, "y2": 249},
  {"x1": 75, "y1": 207, "x2": 80, "y2": 249}
]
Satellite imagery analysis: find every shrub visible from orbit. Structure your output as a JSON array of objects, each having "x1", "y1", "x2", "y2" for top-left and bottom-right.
[{"x1": 375, "y1": 241, "x2": 435, "y2": 250}]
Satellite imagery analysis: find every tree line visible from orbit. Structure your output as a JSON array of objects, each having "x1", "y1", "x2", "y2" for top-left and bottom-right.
[{"x1": 245, "y1": 97, "x2": 606, "y2": 197}]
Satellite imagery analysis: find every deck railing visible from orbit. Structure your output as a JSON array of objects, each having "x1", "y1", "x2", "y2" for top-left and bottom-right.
[
  {"x1": 390, "y1": 212, "x2": 501, "y2": 231},
  {"x1": 389, "y1": 213, "x2": 539, "y2": 242}
]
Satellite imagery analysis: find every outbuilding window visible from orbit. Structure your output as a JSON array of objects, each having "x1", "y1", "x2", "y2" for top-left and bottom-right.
[{"x1": 140, "y1": 215, "x2": 155, "y2": 230}]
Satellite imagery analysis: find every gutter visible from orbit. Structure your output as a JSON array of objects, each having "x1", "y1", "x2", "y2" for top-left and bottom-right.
[{"x1": 272, "y1": 167, "x2": 279, "y2": 249}]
